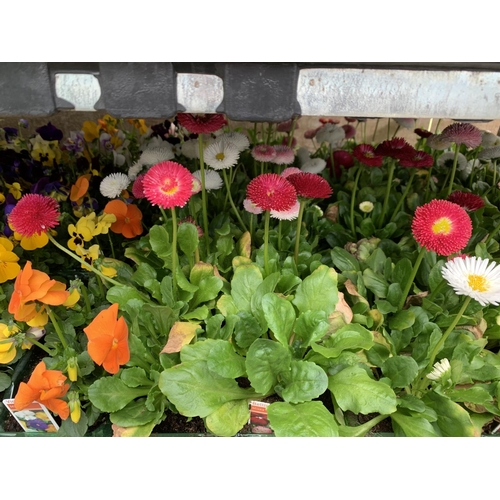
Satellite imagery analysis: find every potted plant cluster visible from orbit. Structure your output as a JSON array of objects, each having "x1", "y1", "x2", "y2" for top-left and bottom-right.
[{"x1": 1, "y1": 113, "x2": 499, "y2": 437}]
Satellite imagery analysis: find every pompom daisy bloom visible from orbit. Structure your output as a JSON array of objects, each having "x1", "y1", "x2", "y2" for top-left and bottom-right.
[
  {"x1": 99, "y1": 173, "x2": 130, "y2": 199},
  {"x1": 414, "y1": 128, "x2": 433, "y2": 139},
  {"x1": 218, "y1": 132, "x2": 250, "y2": 152},
  {"x1": 9, "y1": 194, "x2": 60, "y2": 237},
  {"x1": 271, "y1": 200, "x2": 301, "y2": 220},
  {"x1": 301, "y1": 158, "x2": 327, "y2": 174},
  {"x1": 128, "y1": 162, "x2": 144, "y2": 181},
  {"x1": 447, "y1": 191, "x2": 484, "y2": 212},
  {"x1": 437, "y1": 151, "x2": 468, "y2": 171},
  {"x1": 478, "y1": 145, "x2": 500, "y2": 160},
  {"x1": 246, "y1": 173, "x2": 297, "y2": 212},
  {"x1": 271, "y1": 145, "x2": 295, "y2": 165},
  {"x1": 177, "y1": 113, "x2": 226, "y2": 134},
  {"x1": 316, "y1": 123, "x2": 345, "y2": 146},
  {"x1": 251, "y1": 144, "x2": 277, "y2": 162},
  {"x1": 142, "y1": 161, "x2": 194, "y2": 209},
  {"x1": 394, "y1": 118, "x2": 416, "y2": 129},
  {"x1": 281, "y1": 167, "x2": 302, "y2": 178},
  {"x1": 441, "y1": 122, "x2": 482, "y2": 148},
  {"x1": 442, "y1": 256, "x2": 500, "y2": 306},
  {"x1": 375, "y1": 138, "x2": 415, "y2": 160},
  {"x1": 426, "y1": 358, "x2": 451, "y2": 381},
  {"x1": 398, "y1": 150, "x2": 434, "y2": 168},
  {"x1": 427, "y1": 134, "x2": 453, "y2": 151},
  {"x1": 353, "y1": 144, "x2": 384, "y2": 167},
  {"x1": 204, "y1": 140, "x2": 240, "y2": 170},
  {"x1": 243, "y1": 198, "x2": 263, "y2": 215},
  {"x1": 139, "y1": 145, "x2": 175, "y2": 166},
  {"x1": 296, "y1": 147, "x2": 311, "y2": 166},
  {"x1": 359, "y1": 201, "x2": 374, "y2": 213},
  {"x1": 192, "y1": 169, "x2": 223, "y2": 191},
  {"x1": 181, "y1": 139, "x2": 199, "y2": 160},
  {"x1": 481, "y1": 131, "x2": 500, "y2": 148},
  {"x1": 132, "y1": 173, "x2": 146, "y2": 199},
  {"x1": 342, "y1": 124, "x2": 356, "y2": 139},
  {"x1": 411, "y1": 199, "x2": 472, "y2": 256},
  {"x1": 287, "y1": 172, "x2": 333, "y2": 199}
]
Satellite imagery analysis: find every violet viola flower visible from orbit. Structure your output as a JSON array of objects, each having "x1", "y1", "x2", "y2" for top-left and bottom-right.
[
  {"x1": 63, "y1": 131, "x2": 85, "y2": 153},
  {"x1": 100, "y1": 133, "x2": 114, "y2": 151},
  {"x1": 3, "y1": 127, "x2": 18, "y2": 143},
  {"x1": 35, "y1": 122, "x2": 63, "y2": 142},
  {"x1": 3, "y1": 194, "x2": 17, "y2": 237}
]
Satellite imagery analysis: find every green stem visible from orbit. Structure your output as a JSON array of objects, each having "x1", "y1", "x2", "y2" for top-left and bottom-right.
[
  {"x1": 372, "y1": 118, "x2": 380, "y2": 143},
  {"x1": 389, "y1": 169, "x2": 416, "y2": 223},
  {"x1": 434, "y1": 118, "x2": 441, "y2": 134},
  {"x1": 397, "y1": 246, "x2": 426, "y2": 311},
  {"x1": 23, "y1": 337, "x2": 52, "y2": 355},
  {"x1": 427, "y1": 118, "x2": 433, "y2": 132},
  {"x1": 80, "y1": 285, "x2": 91, "y2": 314},
  {"x1": 363, "y1": 120, "x2": 367, "y2": 144},
  {"x1": 287, "y1": 116, "x2": 298, "y2": 148},
  {"x1": 47, "y1": 308, "x2": 68, "y2": 349},
  {"x1": 392, "y1": 125, "x2": 400, "y2": 139},
  {"x1": 222, "y1": 169, "x2": 248, "y2": 232},
  {"x1": 492, "y1": 160, "x2": 498, "y2": 189},
  {"x1": 378, "y1": 159, "x2": 395, "y2": 228},
  {"x1": 387, "y1": 118, "x2": 391, "y2": 140},
  {"x1": 349, "y1": 166, "x2": 363, "y2": 239},
  {"x1": 294, "y1": 200, "x2": 306, "y2": 265},
  {"x1": 47, "y1": 233, "x2": 123, "y2": 288},
  {"x1": 485, "y1": 222, "x2": 500, "y2": 246},
  {"x1": 107, "y1": 232, "x2": 115, "y2": 259},
  {"x1": 198, "y1": 135, "x2": 210, "y2": 254},
  {"x1": 264, "y1": 210, "x2": 271, "y2": 276},
  {"x1": 445, "y1": 143, "x2": 460, "y2": 198}
]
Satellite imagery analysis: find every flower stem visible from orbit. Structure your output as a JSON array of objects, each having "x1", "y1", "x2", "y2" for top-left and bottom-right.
[
  {"x1": 23, "y1": 337, "x2": 52, "y2": 355},
  {"x1": 387, "y1": 118, "x2": 391, "y2": 140},
  {"x1": 378, "y1": 159, "x2": 395, "y2": 228},
  {"x1": 485, "y1": 221, "x2": 500, "y2": 246},
  {"x1": 349, "y1": 166, "x2": 363, "y2": 239},
  {"x1": 445, "y1": 143, "x2": 460, "y2": 198},
  {"x1": 294, "y1": 200, "x2": 306, "y2": 266},
  {"x1": 47, "y1": 233, "x2": 123, "y2": 288},
  {"x1": 389, "y1": 169, "x2": 416, "y2": 223},
  {"x1": 107, "y1": 232, "x2": 116, "y2": 259},
  {"x1": 372, "y1": 118, "x2": 380, "y2": 143},
  {"x1": 47, "y1": 307, "x2": 68, "y2": 349},
  {"x1": 287, "y1": 116, "x2": 298, "y2": 148},
  {"x1": 222, "y1": 169, "x2": 248, "y2": 232},
  {"x1": 397, "y1": 246, "x2": 426, "y2": 311},
  {"x1": 198, "y1": 135, "x2": 210, "y2": 254},
  {"x1": 392, "y1": 125, "x2": 400, "y2": 139},
  {"x1": 80, "y1": 285, "x2": 91, "y2": 314},
  {"x1": 264, "y1": 210, "x2": 271, "y2": 276}
]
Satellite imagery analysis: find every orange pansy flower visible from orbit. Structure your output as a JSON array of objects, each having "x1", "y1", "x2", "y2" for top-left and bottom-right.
[
  {"x1": 8, "y1": 261, "x2": 70, "y2": 323},
  {"x1": 14, "y1": 361, "x2": 70, "y2": 419},
  {"x1": 103, "y1": 200, "x2": 143, "y2": 239},
  {"x1": 70, "y1": 175, "x2": 90, "y2": 203},
  {"x1": 83, "y1": 303, "x2": 130, "y2": 374}
]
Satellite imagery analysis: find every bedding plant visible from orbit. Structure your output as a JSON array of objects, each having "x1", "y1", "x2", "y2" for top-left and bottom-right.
[{"x1": 1, "y1": 115, "x2": 500, "y2": 437}]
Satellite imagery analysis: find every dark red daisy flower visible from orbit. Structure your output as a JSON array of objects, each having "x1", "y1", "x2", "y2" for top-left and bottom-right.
[
  {"x1": 9, "y1": 194, "x2": 60, "y2": 237},
  {"x1": 414, "y1": 128, "x2": 433, "y2": 139},
  {"x1": 342, "y1": 124, "x2": 356, "y2": 139},
  {"x1": 344, "y1": 117, "x2": 357, "y2": 123},
  {"x1": 177, "y1": 113, "x2": 226, "y2": 134},
  {"x1": 375, "y1": 138, "x2": 415, "y2": 160},
  {"x1": 132, "y1": 173, "x2": 146, "y2": 199},
  {"x1": 411, "y1": 199, "x2": 472, "y2": 256},
  {"x1": 447, "y1": 191, "x2": 484, "y2": 212},
  {"x1": 441, "y1": 122, "x2": 482, "y2": 148},
  {"x1": 281, "y1": 136, "x2": 297, "y2": 148},
  {"x1": 334, "y1": 150, "x2": 354, "y2": 169},
  {"x1": 246, "y1": 174, "x2": 297, "y2": 211},
  {"x1": 353, "y1": 144, "x2": 384, "y2": 167},
  {"x1": 319, "y1": 118, "x2": 340, "y2": 125},
  {"x1": 287, "y1": 172, "x2": 333, "y2": 199},
  {"x1": 398, "y1": 150, "x2": 434, "y2": 168},
  {"x1": 251, "y1": 145, "x2": 277, "y2": 162}
]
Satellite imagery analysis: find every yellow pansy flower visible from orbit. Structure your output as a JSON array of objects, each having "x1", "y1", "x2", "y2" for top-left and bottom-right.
[
  {"x1": 82, "y1": 121, "x2": 100, "y2": 142},
  {"x1": 14, "y1": 231, "x2": 49, "y2": 251},
  {"x1": 94, "y1": 212, "x2": 116, "y2": 235},
  {"x1": 0, "y1": 192, "x2": 5, "y2": 204},
  {"x1": 26, "y1": 307, "x2": 48, "y2": 328},
  {"x1": 0, "y1": 237, "x2": 21, "y2": 283},
  {"x1": 75, "y1": 244, "x2": 100, "y2": 268},
  {"x1": 30, "y1": 136, "x2": 61, "y2": 166},
  {"x1": 5, "y1": 182, "x2": 22, "y2": 200},
  {"x1": 67, "y1": 215, "x2": 96, "y2": 251},
  {"x1": 0, "y1": 323, "x2": 19, "y2": 364},
  {"x1": 63, "y1": 288, "x2": 80, "y2": 308}
]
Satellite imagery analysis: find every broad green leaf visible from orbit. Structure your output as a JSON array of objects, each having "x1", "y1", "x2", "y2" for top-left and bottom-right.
[
  {"x1": 429, "y1": 260, "x2": 446, "y2": 291},
  {"x1": 124, "y1": 246, "x2": 164, "y2": 270},
  {"x1": 205, "y1": 399, "x2": 250, "y2": 437},
  {"x1": 162, "y1": 321, "x2": 200, "y2": 353},
  {"x1": 176, "y1": 268, "x2": 198, "y2": 293},
  {"x1": 246, "y1": 339, "x2": 291, "y2": 394},
  {"x1": 447, "y1": 386, "x2": 493, "y2": 405},
  {"x1": 328, "y1": 366, "x2": 397, "y2": 415},
  {"x1": 207, "y1": 341, "x2": 246, "y2": 378},
  {"x1": 149, "y1": 225, "x2": 171, "y2": 263},
  {"x1": 178, "y1": 222, "x2": 199, "y2": 257},
  {"x1": 293, "y1": 265, "x2": 338, "y2": 315},
  {"x1": 362, "y1": 269, "x2": 388, "y2": 298},
  {"x1": 392, "y1": 258, "x2": 412, "y2": 285},
  {"x1": 294, "y1": 311, "x2": 329, "y2": 349},
  {"x1": 381, "y1": 356, "x2": 419, "y2": 388},
  {"x1": 57, "y1": 413, "x2": 88, "y2": 437},
  {"x1": 142, "y1": 304, "x2": 178, "y2": 338},
  {"x1": 189, "y1": 262, "x2": 215, "y2": 285},
  {"x1": 386, "y1": 283, "x2": 403, "y2": 308},
  {"x1": 397, "y1": 394, "x2": 426, "y2": 413},
  {"x1": 311, "y1": 324, "x2": 373, "y2": 358},
  {"x1": 182, "y1": 305, "x2": 209, "y2": 320},
  {"x1": 158, "y1": 360, "x2": 253, "y2": 417},
  {"x1": 112, "y1": 421, "x2": 156, "y2": 437},
  {"x1": 262, "y1": 293, "x2": 296, "y2": 347},
  {"x1": 160, "y1": 276, "x2": 175, "y2": 307},
  {"x1": 231, "y1": 264, "x2": 263, "y2": 314},
  {"x1": 280, "y1": 360, "x2": 328, "y2": 404},
  {"x1": 217, "y1": 295, "x2": 238, "y2": 317},
  {"x1": 391, "y1": 411, "x2": 439, "y2": 437},
  {"x1": 250, "y1": 272, "x2": 281, "y2": 331},
  {"x1": 180, "y1": 339, "x2": 221, "y2": 363},
  {"x1": 0, "y1": 373, "x2": 11, "y2": 392},
  {"x1": 330, "y1": 247, "x2": 360, "y2": 272},
  {"x1": 388, "y1": 310, "x2": 415, "y2": 331},
  {"x1": 88, "y1": 377, "x2": 151, "y2": 413},
  {"x1": 237, "y1": 231, "x2": 252, "y2": 258},
  {"x1": 132, "y1": 262, "x2": 157, "y2": 287},
  {"x1": 190, "y1": 276, "x2": 223, "y2": 309},
  {"x1": 268, "y1": 401, "x2": 339, "y2": 437},
  {"x1": 234, "y1": 312, "x2": 264, "y2": 348},
  {"x1": 128, "y1": 333, "x2": 157, "y2": 368},
  {"x1": 109, "y1": 399, "x2": 162, "y2": 427},
  {"x1": 106, "y1": 285, "x2": 148, "y2": 309},
  {"x1": 120, "y1": 367, "x2": 153, "y2": 388},
  {"x1": 143, "y1": 279, "x2": 162, "y2": 302}
]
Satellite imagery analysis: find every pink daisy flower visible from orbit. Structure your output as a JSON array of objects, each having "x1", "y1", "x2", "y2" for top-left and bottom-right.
[
  {"x1": 276, "y1": 118, "x2": 299, "y2": 133},
  {"x1": 287, "y1": 173, "x2": 333, "y2": 199},
  {"x1": 398, "y1": 150, "x2": 434, "y2": 168},
  {"x1": 177, "y1": 113, "x2": 226, "y2": 134},
  {"x1": 304, "y1": 127, "x2": 321, "y2": 139},
  {"x1": 342, "y1": 124, "x2": 356, "y2": 139},
  {"x1": 281, "y1": 167, "x2": 302, "y2": 178},
  {"x1": 344, "y1": 117, "x2": 357, "y2": 123},
  {"x1": 353, "y1": 144, "x2": 384, "y2": 167},
  {"x1": 334, "y1": 150, "x2": 354, "y2": 169},
  {"x1": 426, "y1": 134, "x2": 453, "y2": 151},
  {"x1": 142, "y1": 161, "x2": 194, "y2": 209},
  {"x1": 251, "y1": 145, "x2": 277, "y2": 162},
  {"x1": 243, "y1": 198, "x2": 263, "y2": 215},
  {"x1": 281, "y1": 136, "x2": 297, "y2": 148},
  {"x1": 271, "y1": 145, "x2": 295, "y2": 165},
  {"x1": 9, "y1": 194, "x2": 60, "y2": 237},
  {"x1": 132, "y1": 173, "x2": 146, "y2": 199},
  {"x1": 411, "y1": 199, "x2": 472, "y2": 256},
  {"x1": 246, "y1": 174, "x2": 297, "y2": 212},
  {"x1": 441, "y1": 122, "x2": 482, "y2": 148},
  {"x1": 447, "y1": 191, "x2": 484, "y2": 212},
  {"x1": 271, "y1": 200, "x2": 301, "y2": 221}
]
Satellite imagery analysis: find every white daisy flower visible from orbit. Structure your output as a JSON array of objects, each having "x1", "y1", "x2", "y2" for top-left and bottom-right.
[
  {"x1": 481, "y1": 131, "x2": 500, "y2": 148},
  {"x1": 128, "y1": 161, "x2": 144, "y2": 181},
  {"x1": 146, "y1": 136, "x2": 166, "y2": 148},
  {"x1": 301, "y1": 158, "x2": 327, "y2": 174},
  {"x1": 204, "y1": 140, "x2": 240, "y2": 170},
  {"x1": 296, "y1": 147, "x2": 311, "y2": 166},
  {"x1": 140, "y1": 145, "x2": 175, "y2": 166},
  {"x1": 100, "y1": 173, "x2": 130, "y2": 198},
  {"x1": 218, "y1": 132, "x2": 250, "y2": 153},
  {"x1": 478, "y1": 145, "x2": 500, "y2": 160},
  {"x1": 426, "y1": 358, "x2": 451, "y2": 381},
  {"x1": 315, "y1": 124, "x2": 345, "y2": 147},
  {"x1": 359, "y1": 201, "x2": 374, "y2": 213},
  {"x1": 271, "y1": 200, "x2": 301, "y2": 221},
  {"x1": 427, "y1": 134, "x2": 452, "y2": 151},
  {"x1": 394, "y1": 118, "x2": 416, "y2": 129},
  {"x1": 192, "y1": 169, "x2": 223, "y2": 191},
  {"x1": 442, "y1": 256, "x2": 500, "y2": 306},
  {"x1": 181, "y1": 139, "x2": 199, "y2": 159},
  {"x1": 437, "y1": 151, "x2": 467, "y2": 171}
]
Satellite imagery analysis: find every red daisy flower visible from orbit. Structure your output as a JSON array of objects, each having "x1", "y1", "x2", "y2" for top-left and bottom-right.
[
  {"x1": 334, "y1": 150, "x2": 354, "y2": 169},
  {"x1": 277, "y1": 119, "x2": 299, "y2": 133},
  {"x1": 447, "y1": 191, "x2": 484, "y2": 212},
  {"x1": 246, "y1": 174, "x2": 297, "y2": 211},
  {"x1": 344, "y1": 117, "x2": 357, "y2": 123},
  {"x1": 281, "y1": 136, "x2": 297, "y2": 148},
  {"x1": 319, "y1": 118, "x2": 340, "y2": 125},
  {"x1": 132, "y1": 173, "x2": 146, "y2": 199},
  {"x1": 142, "y1": 161, "x2": 194, "y2": 209},
  {"x1": 375, "y1": 138, "x2": 415, "y2": 160},
  {"x1": 177, "y1": 113, "x2": 226, "y2": 134},
  {"x1": 281, "y1": 167, "x2": 302, "y2": 178},
  {"x1": 9, "y1": 194, "x2": 60, "y2": 237},
  {"x1": 398, "y1": 150, "x2": 434, "y2": 168},
  {"x1": 271, "y1": 145, "x2": 295, "y2": 165},
  {"x1": 414, "y1": 128, "x2": 433, "y2": 139},
  {"x1": 441, "y1": 122, "x2": 482, "y2": 148},
  {"x1": 411, "y1": 199, "x2": 472, "y2": 256},
  {"x1": 287, "y1": 172, "x2": 333, "y2": 199},
  {"x1": 304, "y1": 127, "x2": 321, "y2": 139},
  {"x1": 251, "y1": 145, "x2": 277, "y2": 162},
  {"x1": 342, "y1": 124, "x2": 356, "y2": 139},
  {"x1": 353, "y1": 144, "x2": 384, "y2": 167}
]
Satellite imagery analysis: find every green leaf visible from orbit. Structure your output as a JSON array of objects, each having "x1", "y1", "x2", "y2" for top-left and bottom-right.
[
  {"x1": 0, "y1": 372, "x2": 11, "y2": 392},
  {"x1": 328, "y1": 366, "x2": 397, "y2": 415},
  {"x1": 182, "y1": 305, "x2": 209, "y2": 320},
  {"x1": 392, "y1": 258, "x2": 412, "y2": 285},
  {"x1": 176, "y1": 268, "x2": 198, "y2": 293},
  {"x1": 250, "y1": 272, "x2": 281, "y2": 331},
  {"x1": 294, "y1": 311, "x2": 329, "y2": 349},
  {"x1": 262, "y1": 293, "x2": 296, "y2": 347},
  {"x1": 375, "y1": 299, "x2": 397, "y2": 314},
  {"x1": 234, "y1": 312, "x2": 264, "y2": 349},
  {"x1": 231, "y1": 264, "x2": 263, "y2": 314},
  {"x1": 312, "y1": 324, "x2": 374, "y2": 358},
  {"x1": 330, "y1": 247, "x2": 360, "y2": 272},
  {"x1": 190, "y1": 276, "x2": 223, "y2": 309},
  {"x1": 397, "y1": 394, "x2": 426, "y2": 413},
  {"x1": 391, "y1": 411, "x2": 439, "y2": 437},
  {"x1": 88, "y1": 377, "x2": 150, "y2": 413},
  {"x1": 180, "y1": 338, "x2": 220, "y2": 363},
  {"x1": 293, "y1": 265, "x2": 338, "y2": 315},
  {"x1": 362, "y1": 269, "x2": 388, "y2": 298},
  {"x1": 132, "y1": 262, "x2": 157, "y2": 287},
  {"x1": 386, "y1": 283, "x2": 403, "y2": 308},
  {"x1": 149, "y1": 225, "x2": 171, "y2": 264},
  {"x1": 207, "y1": 341, "x2": 246, "y2": 378},
  {"x1": 447, "y1": 386, "x2": 493, "y2": 405},
  {"x1": 205, "y1": 399, "x2": 250, "y2": 437},
  {"x1": 57, "y1": 412, "x2": 88, "y2": 437},
  {"x1": 106, "y1": 285, "x2": 148, "y2": 309},
  {"x1": 280, "y1": 360, "x2": 328, "y2": 404},
  {"x1": 109, "y1": 399, "x2": 162, "y2": 427},
  {"x1": 381, "y1": 356, "x2": 419, "y2": 388},
  {"x1": 267, "y1": 401, "x2": 339, "y2": 437},
  {"x1": 388, "y1": 310, "x2": 416, "y2": 331},
  {"x1": 178, "y1": 222, "x2": 199, "y2": 257},
  {"x1": 110, "y1": 421, "x2": 156, "y2": 437},
  {"x1": 160, "y1": 276, "x2": 175, "y2": 307},
  {"x1": 158, "y1": 360, "x2": 253, "y2": 417},
  {"x1": 217, "y1": 295, "x2": 238, "y2": 317},
  {"x1": 429, "y1": 260, "x2": 446, "y2": 291},
  {"x1": 120, "y1": 367, "x2": 153, "y2": 388},
  {"x1": 246, "y1": 339, "x2": 291, "y2": 394},
  {"x1": 142, "y1": 304, "x2": 178, "y2": 338}
]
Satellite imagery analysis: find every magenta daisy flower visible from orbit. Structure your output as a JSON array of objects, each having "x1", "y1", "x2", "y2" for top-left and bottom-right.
[
  {"x1": 281, "y1": 167, "x2": 302, "y2": 178},
  {"x1": 447, "y1": 191, "x2": 484, "y2": 212},
  {"x1": 271, "y1": 145, "x2": 295, "y2": 165},
  {"x1": 441, "y1": 122, "x2": 482, "y2": 148},
  {"x1": 132, "y1": 173, "x2": 146, "y2": 199},
  {"x1": 375, "y1": 138, "x2": 415, "y2": 160},
  {"x1": 142, "y1": 161, "x2": 194, "y2": 209},
  {"x1": 9, "y1": 194, "x2": 60, "y2": 237},
  {"x1": 414, "y1": 128, "x2": 433, "y2": 139},
  {"x1": 411, "y1": 199, "x2": 472, "y2": 256},
  {"x1": 246, "y1": 174, "x2": 297, "y2": 212},
  {"x1": 398, "y1": 150, "x2": 434, "y2": 168},
  {"x1": 251, "y1": 145, "x2": 277, "y2": 162},
  {"x1": 277, "y1": 119, "x2": 299, "y2": 133},
  {"x1": 333, "y1": 150, "x2": 354, "y2": 169},
  {"x1": 342, "y1": 124, "x2": 356, "y2": 139},
  {"x1": 287, "y1": 172, "x2": 333, "y2": 199},
  {"x1": 177, "y1": 113, "x2": 226, "y2": 134},
  {"x1": 304, "y1": 127, "x2": 321, "y2": 139},
  {"x1": 353, "y1": 144, "x2": 384, "y2": 167}
]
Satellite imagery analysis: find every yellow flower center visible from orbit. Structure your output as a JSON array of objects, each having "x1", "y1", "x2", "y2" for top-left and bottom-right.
[
  {"x1": 431, "y1": 217, "x2": 452, "y2": 235},
  {"x1": 161, "y1": 179, "x2": 179, "y2": 196},
  {"x1": 467, "y1": 274, "x2": 489, "y2": 292},
  {"x1": 215, "y1": 152, "x2": 225, "y2": 161},
  {"x1": 112, "y1": 338, "x2": 119, "y2": 350}
]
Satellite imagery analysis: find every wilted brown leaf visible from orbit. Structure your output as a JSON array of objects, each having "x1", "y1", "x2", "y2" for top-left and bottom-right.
[{"x1": 161, "y1": 321, "x2": 200, "y2": 354}]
